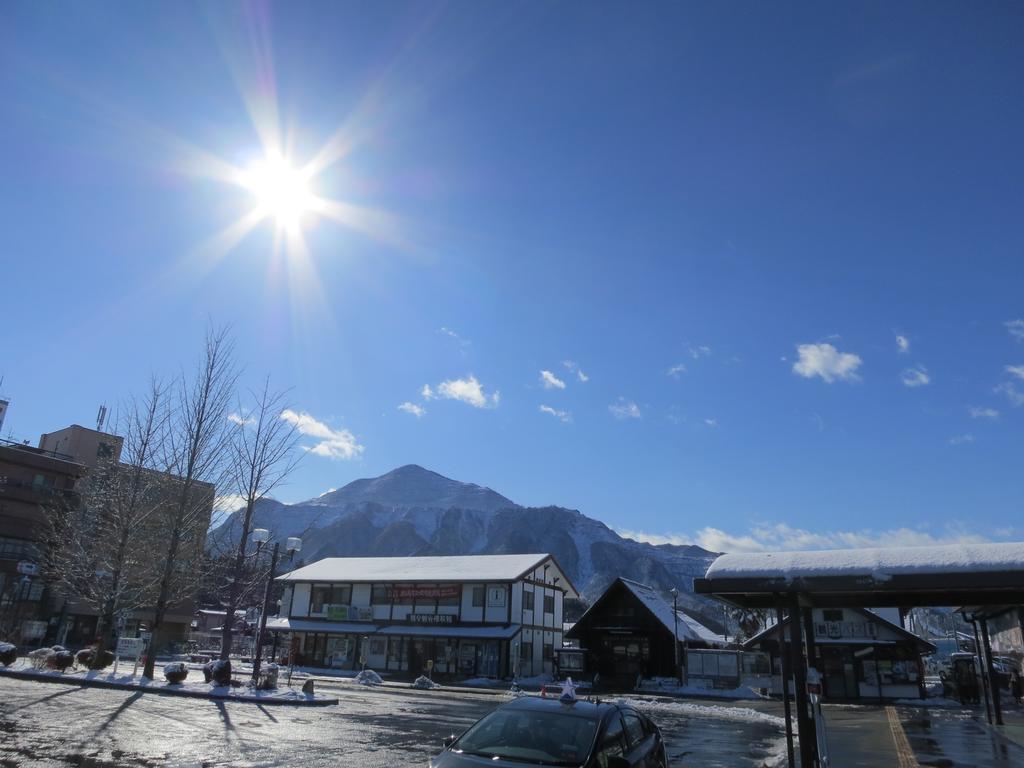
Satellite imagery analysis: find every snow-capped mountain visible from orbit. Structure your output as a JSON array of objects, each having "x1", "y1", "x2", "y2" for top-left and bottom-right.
[{"x1": 208, "y1": 464, "x2": 717, "y2": 605}]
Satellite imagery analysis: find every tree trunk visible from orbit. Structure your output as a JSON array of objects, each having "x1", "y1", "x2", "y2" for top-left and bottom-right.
[{"x1": 220, "y1": 498, "x2": 256, "y2": 660}]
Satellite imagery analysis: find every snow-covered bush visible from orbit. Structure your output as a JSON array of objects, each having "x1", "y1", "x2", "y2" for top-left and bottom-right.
[
  {"x1": 355, "y1": 669, "x2": 383, "y2": 686},
  {"x1": 29, "y1": 648, "x2": 55, "y2": 670},
  {"x1": 258, "y1": 664, "x2": 279, "y2": 690},
  {"x1": 50, "y1": 650, "x2": 74, "y2": 672},
  {"x1": 411, "y1": 675, "x2": 440, "y2": 690},
  {"x1": 164, "y1": 662, "x2": 188, "y2": 684},
  {"x1": 0, "y1": 643, "x2": 16, "y2": 667},
  {"x1": 75, "y1": 647, "x2": 114, "y2": 670},
  {"x1": 204, "y1": 659, "x2": 232, "y2": 686}
]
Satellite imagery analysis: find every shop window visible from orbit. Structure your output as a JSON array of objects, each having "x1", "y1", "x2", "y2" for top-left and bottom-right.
[
  {"x1": 472, "y1": 585, "x2": 485, "y2": 607},
  {"x1": 438, "y1": 586, "x2": 459, "y2": 607},
  {"x1": 822, "y1": 609, "x2": 844, "y2": 622},
  {"x1": 543, "y1": 594, "x2": 555, "y2": 614},
  {"x1": 523, "y1": 590, "x2": 534, "y2": 611},
  {"x1": 369, "y1": 638, "x2": 386, "y2": 655},
  {"x1": 371, "y1": 585, "x2": 389, "y2": 604}
]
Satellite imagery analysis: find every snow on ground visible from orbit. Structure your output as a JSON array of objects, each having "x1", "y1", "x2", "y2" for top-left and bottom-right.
[
  {"x1": 637, "y1": 676, "x2": 764, "y2": 700},
  {"x1": 458, "y1": 673, "x2": 556, "y2": 688},
  {"x1": 0, "y1": 660, "x2": 335, "y2": 704},
  {"x1": 615, "y1": 696, "x2": 787, "y2": 727},
  {"x1": 411, "y1": 675, "x2": 441, "y2": 689}
]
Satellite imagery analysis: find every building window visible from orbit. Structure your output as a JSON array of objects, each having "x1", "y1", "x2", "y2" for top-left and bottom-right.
[
  {"x1": 521, "y1": 641, "x2": 533, "y2": 660},
  {"x1": 543, "y1": 642, "x2": 553, "y2": 661},
  {"x1": 823, "y1": 609, "x2": 844, "y2": 622},
  {"x1": 523, "y1": 590, "x2": 534, "y2": 611},
  {"x1": 438, "y1": 585, "x2": 459, "y2": 607},
  {"x1": 472, "y1": 585, "x2": 485, "y2": 608},
  {"x1": 371, "y1": 584, "x2": 389, "y2": 604},
  {"x1": 543, "y1": 594, "x2": 555, "y2": 615}
]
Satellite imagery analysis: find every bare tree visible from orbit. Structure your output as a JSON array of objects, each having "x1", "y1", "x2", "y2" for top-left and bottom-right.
[
  {"x1": 142, "y1": 327, "x2": 238, "y2": 679},
  {"x1": 217, "y1": 379, "x2": 301, "y2": 660},
  {"x1": 43, "y1": 380, "x2": 169, "y2": 665}
]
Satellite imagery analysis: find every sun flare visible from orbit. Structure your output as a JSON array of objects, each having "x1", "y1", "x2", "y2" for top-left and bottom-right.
[{"x1": 240, "y1": 154, "x2": 315, "y2": 230}]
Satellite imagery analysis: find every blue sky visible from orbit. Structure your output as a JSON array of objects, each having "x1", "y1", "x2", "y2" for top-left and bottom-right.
[{"x1": 2, "y1": 2, "x2": 1022, "y2": 552}]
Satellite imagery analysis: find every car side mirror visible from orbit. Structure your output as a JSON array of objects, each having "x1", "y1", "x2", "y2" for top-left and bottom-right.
[
  {"x1": 443, "y1": 735, "x2": 457, "y2": 749},
  {"x1": 607, "y1": 757, "x2": 630, "y2": 768}
]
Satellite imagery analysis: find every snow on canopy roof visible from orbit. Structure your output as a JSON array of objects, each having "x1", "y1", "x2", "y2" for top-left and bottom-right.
[
  {"x1": 278, "y1": 553, "x2": 577, "y2": 595},
  {"x1": 619, "y1": 579, "x2": 728, "y2": 646},
  {"x1": 705, "y1": 542, "x2": 1024, "y2": 581}
]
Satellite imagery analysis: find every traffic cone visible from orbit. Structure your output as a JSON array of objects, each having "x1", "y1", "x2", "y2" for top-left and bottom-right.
[{"x1": 540, "y1": 684, "x2": 547, "y2": 698}]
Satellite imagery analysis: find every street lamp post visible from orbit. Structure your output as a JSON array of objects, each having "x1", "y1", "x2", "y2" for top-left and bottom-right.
[
  {"x1": 670, "y1": 587, "x2": 681, "y2": 685},
  {"x1": 251, "y1": 536, "x2": 301, "y2": 686}
]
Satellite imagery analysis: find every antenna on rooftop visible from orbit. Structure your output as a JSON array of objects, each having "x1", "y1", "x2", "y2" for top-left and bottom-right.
[{"x1": 96, "y1": 404, "x2": 108, "y2": 432}]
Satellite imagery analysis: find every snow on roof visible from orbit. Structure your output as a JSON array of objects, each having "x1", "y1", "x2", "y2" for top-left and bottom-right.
[
  {"x1": 705, "y1": 542, "x2": 1024, "y2": 582},
  {"x1": 278, "y1": 553, "x2": 569, "y2": 589},
  {"x1": 619, "y1": 579, "x2": 728, "y2": 646}
]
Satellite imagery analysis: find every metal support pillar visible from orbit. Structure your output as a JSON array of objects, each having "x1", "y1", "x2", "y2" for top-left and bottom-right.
[
  {"x1": 787, "y1": 593, "x2": 817, "y2": 768},
  {"x1": 776, "y1": 600, "x2": 795, "y2": 768},
  {"x1": 969, "y1": 617, "x2": 993, "y2": 724},
  {"x1": 802, "y1": 608, "x2": 817, "y2": 684},
  {"x1": 980, "y1": 619, "x2": 1003, "y2": 726}
]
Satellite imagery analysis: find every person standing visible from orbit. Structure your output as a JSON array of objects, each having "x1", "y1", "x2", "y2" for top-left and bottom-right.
[{"x1": 1011, "y1": 670, "x2": 1022, "y2": 706}]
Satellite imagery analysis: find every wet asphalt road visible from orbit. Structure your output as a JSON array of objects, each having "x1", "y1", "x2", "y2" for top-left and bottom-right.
[{"x1": 0, "y1": 677, "x2": 787, "y2": 767}]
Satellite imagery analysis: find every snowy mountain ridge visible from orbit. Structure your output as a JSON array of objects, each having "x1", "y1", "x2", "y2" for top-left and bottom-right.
[{"x1": 208, "y1": 464, "x2": 717, "y2": 605}]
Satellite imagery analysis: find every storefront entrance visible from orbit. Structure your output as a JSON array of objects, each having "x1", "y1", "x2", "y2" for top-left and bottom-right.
[{"x1": 821, "y1": 647, "x2": 858, "y2": 700}]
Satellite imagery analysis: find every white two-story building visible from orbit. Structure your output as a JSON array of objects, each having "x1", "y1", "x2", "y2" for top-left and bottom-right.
[{"x1": 267, "y1": 553, "x2": 577, "y2": 679}]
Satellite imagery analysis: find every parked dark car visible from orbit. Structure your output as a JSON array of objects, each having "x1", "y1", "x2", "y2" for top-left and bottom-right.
[{"x1": 430, "y1": 695, "x2": 667, "y2": 767}]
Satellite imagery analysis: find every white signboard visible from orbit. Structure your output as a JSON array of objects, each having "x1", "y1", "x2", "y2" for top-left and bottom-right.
[
  {"x1": 487, "y1": 587, "x2": 507, "y2": 608},
  {"x1": 117, "y1": 637, "x2": 146, "y2": 658}
]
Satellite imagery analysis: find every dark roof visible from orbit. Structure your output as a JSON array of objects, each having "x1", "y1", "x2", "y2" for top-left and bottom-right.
[{"x1": 742, "y1": 607, "x2": 936, "y2": 654}]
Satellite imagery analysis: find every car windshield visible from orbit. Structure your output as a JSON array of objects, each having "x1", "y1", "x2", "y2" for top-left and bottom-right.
[{"x1": 454, "y1": 708, "x2": 599, "y2": 766}]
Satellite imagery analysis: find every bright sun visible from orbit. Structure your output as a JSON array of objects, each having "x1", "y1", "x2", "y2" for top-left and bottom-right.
[{"x1": 241, "y1": 154, "x2": 315, "y2": 230}]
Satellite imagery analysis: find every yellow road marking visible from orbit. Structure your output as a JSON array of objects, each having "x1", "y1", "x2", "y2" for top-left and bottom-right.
[{"x1": 886, "y1": 705, "x2": 919, "y2": 768}]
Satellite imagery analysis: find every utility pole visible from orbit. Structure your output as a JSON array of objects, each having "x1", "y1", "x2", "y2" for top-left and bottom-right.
[{"x1": 670, "y1": 587, "x2": 681, "y2": 684}]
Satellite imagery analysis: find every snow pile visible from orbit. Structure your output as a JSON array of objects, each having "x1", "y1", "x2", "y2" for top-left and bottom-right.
[
  {"x1": 617, "y1": 696, "x2": 787, "y2": 727},
  {"x1": 411, "y1": 675, "x2": 441, "y2": 689},
  {"x1": 706, "y1": 542, "x2": 1024, "y2": 581},
  {"x1": 637, "y1": 677, "x2": 763, "y2": 700},
  {"x1": 354, "y1": 669, "x2": 383, "y2": 686}
]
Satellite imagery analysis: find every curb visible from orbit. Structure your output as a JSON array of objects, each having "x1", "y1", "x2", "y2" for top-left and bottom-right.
[{"x1": 0, "y1": 668, "x2": 338, "y2": 706}]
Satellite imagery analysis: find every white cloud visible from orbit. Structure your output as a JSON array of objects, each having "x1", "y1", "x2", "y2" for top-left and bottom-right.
[
  {"x1": 704, "y1": 418, "x2": 718, "y2": 428},
  {"x1": 562, "y1": 360, "x2": 589, "y2": 382},
  {"x1": 398, "y1": 402, "x2": 426, "y2": 418},
  {"x1": 540, "y1": 370, "x2": 566, "y2": 390},
  {"x1": 896, "y1": 334, "x2": 910, "y2": 353},
  {"x1": 280, "y1": 409, "x2": 365, "y2": 460},
  {"x1": 995, "y1": 382, "x2": 1024, "y2": 407},
  {"x1": 227, "y1": 412, "x2": 255, "y2": 426},
  {"x1": 666, "y1": 363, "x2": 686, "y2": 378},
  {"x1": 609, "y1": 398, "x2": 642, "y2": 420},
  {"x1": 688, "y1": 345, "x2": 712, "y2": 359},
  {"x1": 948, "y1": 434, "x2": 975, "y2": 446},
  {"x1": 438, "y1": 326, "x2": 470, "y2": 347},
  {"x1": 792, "y1": 343, "x2": 862, "y2": 383},
  {"x1": 618, "y1": 522, "x2": 992, "y2": 554},
  {"x1": 1006, "y1": 365, "x2": 1024, "y2": 381},
  {"x1": 1006, "y1": 319, "x2": 1024, "y2": 341},
  {"x1": 421, "y1": 384, "x2": 435, "y2": 400},
  {"x1": 539, "y1": 405, "x2": 571, "y2": 423},
  {"x1": 436, "y1": 375, "x2": 500, "y2": 408},
  {"x1": 968, "y1": 406, "x2": 999, "y2": 421},
  {"x1": 900, "y1": 366, "x2": 930, "y2": 387}
]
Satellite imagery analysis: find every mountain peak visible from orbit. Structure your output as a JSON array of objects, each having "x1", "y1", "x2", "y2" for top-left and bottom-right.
[{"x1": 313, "y1": 465, "x2": 517, "y2": 513}]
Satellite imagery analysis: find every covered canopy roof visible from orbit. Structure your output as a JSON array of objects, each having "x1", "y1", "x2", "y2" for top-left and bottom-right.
[{"x1": 695, "y1": 542, "x2": 1024, "y2": 608}]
